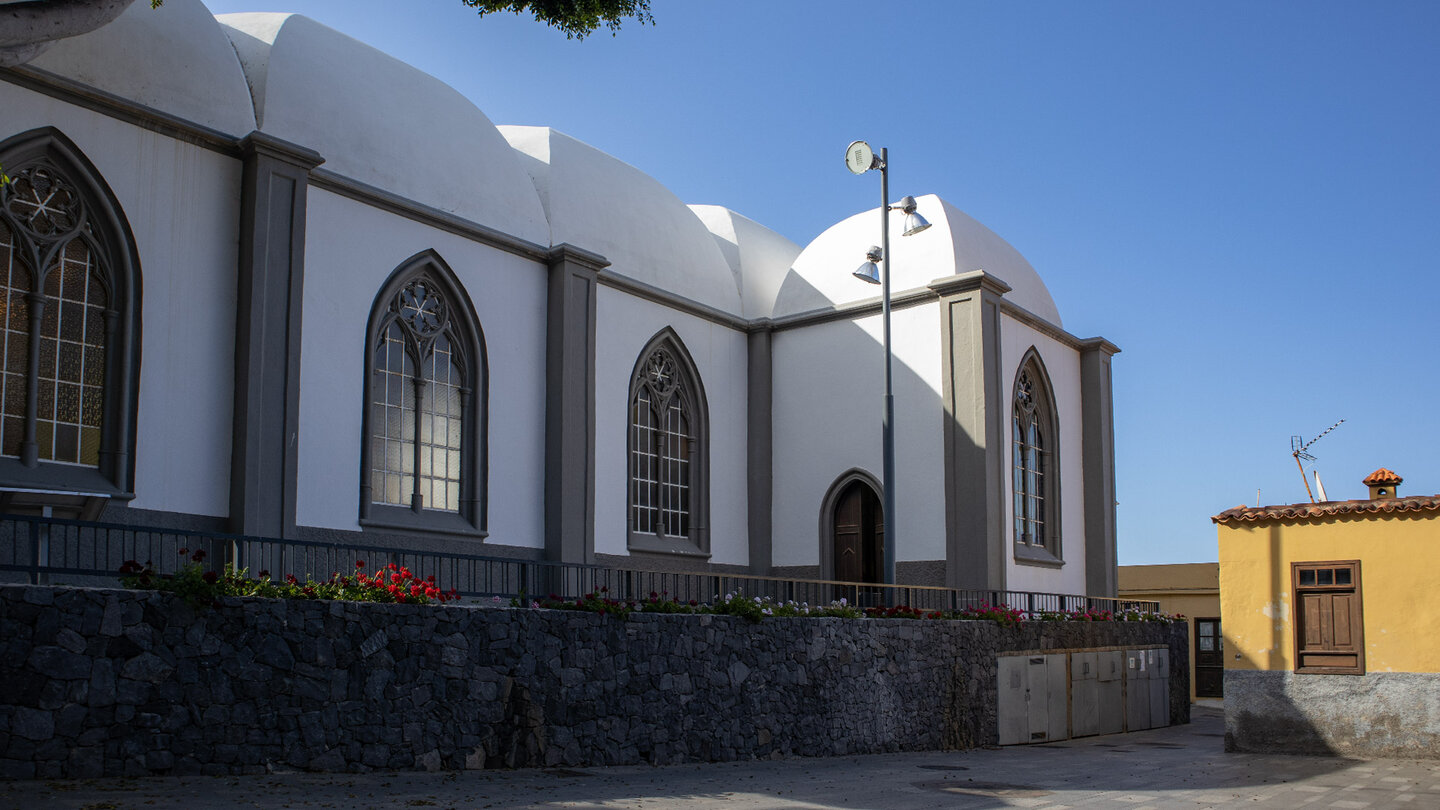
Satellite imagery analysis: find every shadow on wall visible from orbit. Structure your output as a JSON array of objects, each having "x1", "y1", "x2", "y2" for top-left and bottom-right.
[
  {"x1": 767, "y1": 270, "x2": 984, "y2": 586},
  {"x1": 1224, "y1": 642, "x2": 1339, "y2": 757}
]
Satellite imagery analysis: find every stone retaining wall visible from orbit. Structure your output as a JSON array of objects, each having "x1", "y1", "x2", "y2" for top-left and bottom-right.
[{"x1": 0, "y1": 585, "x2": 1188, "y2": 779}]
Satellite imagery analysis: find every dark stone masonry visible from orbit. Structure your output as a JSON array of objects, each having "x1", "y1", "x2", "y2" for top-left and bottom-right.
[{"x1": 0, "y1": 585, "x2": 1188, "y2": 779}]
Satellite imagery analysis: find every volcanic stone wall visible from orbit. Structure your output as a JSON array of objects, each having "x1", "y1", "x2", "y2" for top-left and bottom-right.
[{"x1": 0, "y1": 585, "x2": 1187, "y2": 779}]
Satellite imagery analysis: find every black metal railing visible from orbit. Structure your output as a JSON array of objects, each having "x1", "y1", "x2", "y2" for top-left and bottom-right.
[{"x1": 0, "y1": 514, "x2": 1159, "y2": 614}]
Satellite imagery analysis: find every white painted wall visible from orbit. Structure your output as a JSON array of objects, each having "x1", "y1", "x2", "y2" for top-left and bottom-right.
[
  {"x1": 297, "y1": 189, "x2": 548, "y2": 549},
  {"x1": 1, "y1": 84, "x2": 241, "y2": 519},
  {"x1": 594, "y1": 287, "x2": 749, "y2": 566},
  {"x1": 770, "y1": 302, "x2": 947, "y2": 569},
  {"x1": 999, "y1": 313, "x2": 1088, "y2": 594}
]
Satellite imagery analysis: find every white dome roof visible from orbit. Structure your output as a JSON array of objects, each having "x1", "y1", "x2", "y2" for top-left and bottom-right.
[
  {"x1": 501, "y1": 126, "x2": 743, "y2": 316},
  {"x1": 28, "y1": 0, "x2": 256, "y2": 136},
  {"x1": 772, "y1": 195, "x2": 1061, "y2": 325},
  {"x1": 218, "y1": 12, "x2": 549, "y2": 246},
  {"x1": 689, "y1": 205, "x2": 801, "y2": 320}
]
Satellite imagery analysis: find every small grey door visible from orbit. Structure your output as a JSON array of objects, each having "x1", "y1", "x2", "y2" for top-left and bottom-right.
[
  {"x1": 1125, "y1": 649, "x2": 1151, "y2": 731},
  {"x1": 1097, "y1": 650, "x2": 1124, "y2": 735},
  {"x1": 1148, "y1": 649, "x2": 1171, "y2": 728},
  {"x1": 1071, "y1": 651, "x2": 1100, "y2": 737}
]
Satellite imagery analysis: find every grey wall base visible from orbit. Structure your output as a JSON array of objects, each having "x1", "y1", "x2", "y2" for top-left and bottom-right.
[
  {"x1": 1225, "y1": 670, "x2": 1440, "y2": 759},
  {"x1": 0, "y1": 585, "x2": 1186, "y2": 779}
]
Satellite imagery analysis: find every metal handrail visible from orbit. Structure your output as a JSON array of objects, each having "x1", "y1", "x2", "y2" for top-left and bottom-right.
[{"x1": 0, "y1": 513, "x2": 1159, "y2": 614}]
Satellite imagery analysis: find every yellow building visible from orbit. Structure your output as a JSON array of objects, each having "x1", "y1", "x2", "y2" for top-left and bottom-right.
[
  {"x1": 1213, "y1": 468, "x2": 1440, "y2": 758},
  {"x1": 1118, "y1": 563, "x2": 1221, "y2": 703}
]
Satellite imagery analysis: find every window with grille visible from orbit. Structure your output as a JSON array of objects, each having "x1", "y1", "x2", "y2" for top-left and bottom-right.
[
  {"x1": 627, "y1": 330, "x2": 707, "y2": 555},
  {"x1": 1293, "y1": 560, "x2": 1364, "y2": 674},
  {"x1": 1011, "y1": 351, "x2": 1060, "y2": 562},
  {"x1": 360, "y1": 253, "x2": 484, "y2": 533},
  {"x1": 0, "y1": 129, "x2": 139, "y2": 496}
]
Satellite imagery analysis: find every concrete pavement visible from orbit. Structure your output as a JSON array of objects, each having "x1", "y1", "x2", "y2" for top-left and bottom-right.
[{"x1": 7, "y1": 707, "x2": 1440, "y2": 809}]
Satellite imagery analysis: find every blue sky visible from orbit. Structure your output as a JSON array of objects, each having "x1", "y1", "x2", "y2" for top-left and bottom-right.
[{"x1": 203, "y1": 0, "x2": 1440, "y2": 565}]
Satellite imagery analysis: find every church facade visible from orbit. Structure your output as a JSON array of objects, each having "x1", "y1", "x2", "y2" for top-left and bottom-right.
[{"x1": 0, "y1": 0, "x2": 1118, "y2": 596}]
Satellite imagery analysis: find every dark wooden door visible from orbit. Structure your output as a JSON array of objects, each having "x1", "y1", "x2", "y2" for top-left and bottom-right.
[
  {"x1": 833, "y1": 480, "x2": 883, "y2": 585},
  {"x1": 1194, "y1": 617, "x2": 1223, "y2": 698}
]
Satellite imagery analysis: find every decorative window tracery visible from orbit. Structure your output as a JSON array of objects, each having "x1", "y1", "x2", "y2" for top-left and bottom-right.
[
  {"x1": 627, "y1": 330, "x2": 708, "y2": 554},
  {"x1": 1012, "y1": 351, "x2": 1059, "y2": 559},
  {"x1": 361, "y1": 253, "x2": 485, "y2": 532},
  {"x1": 0, "y1": 129, "x2": 138, "y2": 495}
]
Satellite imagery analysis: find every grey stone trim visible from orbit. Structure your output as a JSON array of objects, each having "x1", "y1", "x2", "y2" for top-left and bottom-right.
[
  {"x1": 543, "y1": 247, "x2": 604, "y2": 566},
  {"x1": 229, "y1": 133, "x2": 321, "y2": 540},
  {"x1": 816, "y1": 468, "x2": 882, "y2": 580},
  {"x1": 769, "y1": 285, "x2": 941, "y2": 332},
  {"x1": 896, "y1": 559, "x2": 947, "y2": 587},
  {"x1": 308, "y1": 170, "x2": 553, "y2": 264},
  {"x1": 769, "y1": 563, "x2": 821, "y2": 580},
  {"x1": 936, "y1": 276, "x2": 1007, "y2": 591},
  {"x1": 1079, "y1": 338, "x2": 1119, "y2": 597},
  {"x1": 746, "y1": 327, "x2": 772, "y2": 575},
  {"x1": 997, "y1": 299, "x2": 1085, "y2": 349},
  {"x1": 358, "y1": 250, "x2": 488, "y2": 536},
  {"x1": 625, "y1": 328, "x2": 710, "y2": 558},
  {"x1": 593, "y1": 552, "x2": 747, "y2": 575},
  {"x1": 1225, "y1": 670, "x2": 1440, "y2": 759},
  {"x1": 1011, "y1": 347, "x2": 1063, "y2": 565},
  {"x1": 595, "y1": 271, "x2": 749, "y2": 332},
  {"x1": 0, "y1": 127, "x2": 141, "y2": 499},
  {"x1": 0, "y1": 65, "x2": 243, "y2": 153}
]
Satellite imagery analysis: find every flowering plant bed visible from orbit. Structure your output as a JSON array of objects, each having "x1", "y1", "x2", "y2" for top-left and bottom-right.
[
  {"x1": 514, "y1": 588, "x2": 1181, "y2": 626},
  {"x1": 118, "y1": 551, "x2": 458, "y2": 607}
]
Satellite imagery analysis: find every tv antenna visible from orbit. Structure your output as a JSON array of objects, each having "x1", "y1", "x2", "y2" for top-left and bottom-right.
[{"x1": 1291, "y1": 418, "x2": 1344, "y2": 503}]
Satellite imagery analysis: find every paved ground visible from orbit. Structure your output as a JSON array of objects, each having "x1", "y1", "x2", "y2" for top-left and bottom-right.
[{"x1": 8, "y1": 708, "x2": 1440, "y2": 809}]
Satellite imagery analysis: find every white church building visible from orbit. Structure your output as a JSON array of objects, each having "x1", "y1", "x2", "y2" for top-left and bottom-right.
[{"x1": 0, "y1": 0, "x2": 1119, "y2": 596}]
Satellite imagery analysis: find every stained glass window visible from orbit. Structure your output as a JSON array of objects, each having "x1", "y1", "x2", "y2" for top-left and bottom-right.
[
  {"x1": 369, "y1": 278, "x2": 467, "y2": 514},
  {"x1": 628, "y1": 338, "x2": 702, "y2": 545},
  {"x1": 1012, "y1": 357, "x2": 1057, "y2": 555},
  {"x1": 0, "y1": 159, "x2": 112, "y2": 471}
]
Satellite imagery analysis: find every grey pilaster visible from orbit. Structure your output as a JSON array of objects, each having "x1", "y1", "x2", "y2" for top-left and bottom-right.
[
  {"x1": 746, "y1": 322, "x2": 773, "y2": 575},
  {"x1": 933, "y1": 271, "x2": 1012, "y2": 591},
  {"x1": 1079, "y1": 337, "x2": 1120, "y2": 597},
  {"x1": 230, "y1": 132, "x2": 323, "y2": 539},
  {"x1": 544, "y1": 244, "x2": 607, "y2": 565}
]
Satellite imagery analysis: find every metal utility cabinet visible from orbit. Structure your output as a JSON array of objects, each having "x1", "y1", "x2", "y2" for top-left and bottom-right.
[{"x1": 998, "y1": 647, "x2": 1171, "y2": 745}]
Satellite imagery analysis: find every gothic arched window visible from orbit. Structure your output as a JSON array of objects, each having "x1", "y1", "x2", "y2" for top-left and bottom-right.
[
  {"x1": 0, "y1": 128, "x2": 140, "y2": 496},
  {"x1": 627, "y1": 329, "x2": 708, "y2": 555},
  {"x1": 360, "y1": 252, "x2": 485, "y2": 534},
  {"x1": 1012, "y1": 350, "x2": 1060, "y2": 561}
]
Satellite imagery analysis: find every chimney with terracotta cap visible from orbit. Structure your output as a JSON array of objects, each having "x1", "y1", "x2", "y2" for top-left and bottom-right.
[{"x1": 1363, "y1": 468, "x2": 1402, "y2": 499}]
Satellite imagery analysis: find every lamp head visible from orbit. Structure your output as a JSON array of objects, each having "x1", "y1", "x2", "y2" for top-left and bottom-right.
[
  {"x1": 853, "y1": 246, "x2": 883, "y2": 284},
  {"x1": 893, "y1": 196, "x2": 931, "y2": 236}
]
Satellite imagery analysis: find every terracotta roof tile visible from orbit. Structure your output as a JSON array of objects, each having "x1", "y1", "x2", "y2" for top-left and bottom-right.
[
  {"x1": 1212, "y1": 494, "x2": 1440, "y2": 524},
  {"x1": 1362, "y1": 467, "x2": 1403, "y2": 486}
]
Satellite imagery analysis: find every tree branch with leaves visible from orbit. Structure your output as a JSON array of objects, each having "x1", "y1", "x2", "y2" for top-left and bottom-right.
[{"x1": 150, "y1": 0, "x2": 653, "y2": 40}]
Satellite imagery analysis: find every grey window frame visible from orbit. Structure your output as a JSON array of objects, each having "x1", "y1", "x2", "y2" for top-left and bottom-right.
[
  {"x1": 358, "y1": 250, "x2": 486, "y2": 537},
  {"x1": 1011, "y1": 348, "x2": 1062, "y2": 566},
  {"x1": 0, "y1": 128, "x2": 140, "y2": 500},
  {"x1": 626, "y1": 327, "x2": 709, "y2": 557}
]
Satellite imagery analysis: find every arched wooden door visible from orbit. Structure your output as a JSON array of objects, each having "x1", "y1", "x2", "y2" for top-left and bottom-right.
[{"x1": 832, "y1": 479, "x2": 883, "y2": 584}]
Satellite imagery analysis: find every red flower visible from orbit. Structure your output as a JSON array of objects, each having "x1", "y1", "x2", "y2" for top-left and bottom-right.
[
  {"x1": 355, "y1": 560, "x2": 366, "y2": 569},
  {"x1": 258, "y1": 570, "x2": 270, "y2": 579},
  {"x1": 191, "y1": 549, "x2": 207, "y2": 563},
  {"x1": 202, "y1": 571, "x2": 218, "y2": 584}
]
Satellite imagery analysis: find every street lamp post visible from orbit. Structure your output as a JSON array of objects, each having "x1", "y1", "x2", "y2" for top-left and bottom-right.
[{"x1": 845, "y1": 141, "x2": 930, "y2": 587}]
